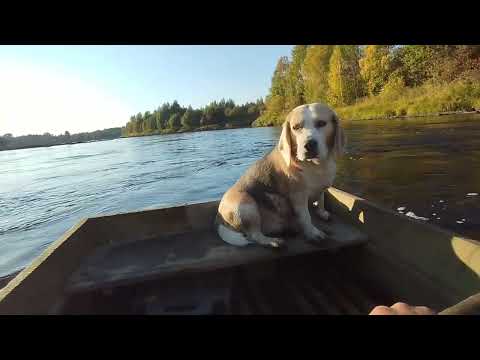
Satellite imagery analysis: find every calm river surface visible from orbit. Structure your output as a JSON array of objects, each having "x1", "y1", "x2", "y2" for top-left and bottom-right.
[{"x1": 1, "y1": 114, "x2": 480, "y2": 277}]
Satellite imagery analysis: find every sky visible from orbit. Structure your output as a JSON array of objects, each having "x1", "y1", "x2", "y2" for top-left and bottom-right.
[{"x1": 0, "y1": 45, "x2": 293, "y2": 136}]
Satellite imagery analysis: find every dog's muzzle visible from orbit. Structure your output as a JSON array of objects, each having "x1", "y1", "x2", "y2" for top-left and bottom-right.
[{"x1": 304, "y1": 139, "x2": 318, "y2": 159}]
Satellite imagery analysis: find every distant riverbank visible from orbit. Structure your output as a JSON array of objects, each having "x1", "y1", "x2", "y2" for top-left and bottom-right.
[
  {"x1": 5, "y1": 110, "x2": 479, "y2": 152},
  {"x1": 0, "y1": 138, "x2": 116, "y2": 152},
  {"x1": 121, "y1": 99, "x2": 263, "y2": 139},
  {"x1": 121, "y1": 122, "x2": 250, "y2": 138},
  {"x1": 125, "y1": 109, "x2": 480, "y2": 140},
  {"x1": 0, "y1": 127, "x2": 121, "y2": 152}
]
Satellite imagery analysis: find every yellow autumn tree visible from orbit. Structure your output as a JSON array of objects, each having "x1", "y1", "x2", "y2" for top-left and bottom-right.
[
  {"x1": 284, "y1": 45, "x2": 308, "y2": 110},
  {"x1": 327, "y1": 45, "x2": 364, "y2": 106},
  {"x1": 302, "y1": 45, "x2": 334, "y2": 104},
  {"x1": 359, "y1": 45, "x2": 393, "y2": 96}
]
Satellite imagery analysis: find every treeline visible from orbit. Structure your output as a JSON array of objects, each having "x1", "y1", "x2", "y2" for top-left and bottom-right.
[
  {"x1": 0, "y1": 128, "x2": 122, "y2": 151},
  {"x1": 254, "y1": 45, "x2": 480, "y2": 126},
  {"x1": 122, "y1": 98, "x2": 265, "y2": 137}
]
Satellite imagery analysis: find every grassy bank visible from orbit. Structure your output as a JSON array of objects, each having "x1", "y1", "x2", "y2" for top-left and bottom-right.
[{"x1": 336, "y1": 80, "x2": 480, "y2": 120}]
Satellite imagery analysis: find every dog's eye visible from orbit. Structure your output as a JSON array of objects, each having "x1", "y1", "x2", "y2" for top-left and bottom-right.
[
  {"x1": 315, "y1": 120, "x2": 327, "y2": 128},
  {"x1": 292, "y1": 124, "x2": 302, "y2": 131}
]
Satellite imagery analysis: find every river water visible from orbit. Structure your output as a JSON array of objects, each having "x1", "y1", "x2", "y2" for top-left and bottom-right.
[{"x1": 1, "y1": 114, "x2": 479, "y2": 277}]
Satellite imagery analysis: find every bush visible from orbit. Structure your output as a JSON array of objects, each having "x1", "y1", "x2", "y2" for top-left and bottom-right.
[
  {"x1": 252, "y1": 113, "x2": 281, "y2": 127},
  {"x1": 473, "y1": 98, "x2": 480, "y2": 110},
  {"x1": 381, "y1": 73, "x2": 406, "y2": 100}
]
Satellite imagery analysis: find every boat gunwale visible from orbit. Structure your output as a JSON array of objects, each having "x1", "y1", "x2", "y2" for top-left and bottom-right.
[{"x1": 326, "y1": 187, "x2": 479, "y2": 245}]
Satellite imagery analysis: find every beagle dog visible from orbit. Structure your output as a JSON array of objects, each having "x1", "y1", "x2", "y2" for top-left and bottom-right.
[{"x1": 215, "y1": 103, "x2": 346, "y2": 249}]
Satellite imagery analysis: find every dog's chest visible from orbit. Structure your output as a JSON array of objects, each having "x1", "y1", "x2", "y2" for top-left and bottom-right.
[{"x1": 301, "y1": 160, "x2": 336, "y2": 195}]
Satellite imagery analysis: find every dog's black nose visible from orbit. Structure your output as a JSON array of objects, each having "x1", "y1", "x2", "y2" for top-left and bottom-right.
[{"x1": 305, "y1": 139, "x2": 318, "y2": 153}]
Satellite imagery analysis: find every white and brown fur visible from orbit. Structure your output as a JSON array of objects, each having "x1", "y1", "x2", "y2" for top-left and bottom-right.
[{"x1": 215, "y1": 103, "x2": 346, "y2": 248}]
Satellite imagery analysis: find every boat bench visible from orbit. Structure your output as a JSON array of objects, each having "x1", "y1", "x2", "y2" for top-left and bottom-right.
[{"x1": 66, "y1": 214, "x2": 368, "y2": 295}]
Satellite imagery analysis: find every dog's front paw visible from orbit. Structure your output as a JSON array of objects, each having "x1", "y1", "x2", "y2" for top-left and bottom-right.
[
  {"x1": 269, "y1": 237, "x2": 285, "y2": 249},
  {"x1": 305, "y1": 226, "x2": 328, "y2": 244},
  {"x1": 257, "y1": 237, "x2": 286, "y2": 249},
  {"x1": 317, "y1": 209, "x2": 331, "y2": 222},
  {"x1": 313, "y1": 201, "x2": 331, "y2": 222}
]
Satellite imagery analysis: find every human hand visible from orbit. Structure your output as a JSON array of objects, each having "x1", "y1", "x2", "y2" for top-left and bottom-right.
[{"x1": 369, "y1": 302, "x2": 436, "y2": 315}]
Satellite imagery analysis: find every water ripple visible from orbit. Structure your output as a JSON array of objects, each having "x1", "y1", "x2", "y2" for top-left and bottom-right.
[{"x1": 1, "y1": 118, "x2": 480, "y2": 277}]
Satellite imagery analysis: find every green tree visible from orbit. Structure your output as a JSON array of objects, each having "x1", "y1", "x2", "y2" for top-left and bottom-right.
[
  {"x1": 225, "y1": 99, "x2": 235, "y2": 109},
  {"x1": 143, "y1": 113, "x2": 157, "y2": 133},
  {"x1": 170, "y1": 100, "x2": 183, "y2": 115},
  {"x1": 256, "y1": 57, "x2": 290, "y2": 125},
  {"x1": 141, "y1": 111, "x2": 152, "y2": 133},
  {"x1": 168, "y1": 113, "x2": 182, "y2": 129},
  {"x1": 285, "y1": 45, "x2": 308, "y2": 110},
  {"x1": 181, "y1": 106, "x2": 201, "y2": 128},
  {"x1": 156, "y1": 104, "x2": 171, "y2": 130},
  {"x1": 202, "y1": 101, "x2": 226, "y2": 125},
  {"x1": 255, "y1": 98, "x2": 265, "y2": 113},
  {"x1": 270, "y1": 56, "x2": 290, "y2": 98},
  {"x1": 395, "y1": 45, "x2": 434, "y2": 86},
  {"x1": 125, "y1": 116, "x2": 136, "y2": 135},
  {"x1": 303, "y1": 45, "x2": 334, "y2": 103},
  {"x1": 135, "y1": 112, "x2": 144, "y2": 133}
]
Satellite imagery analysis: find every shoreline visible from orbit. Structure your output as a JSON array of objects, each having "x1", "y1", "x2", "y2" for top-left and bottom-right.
[
  {"x1": 343, "y1": 109, "x2": 480, "y2": 121},
  {"x1": 2, "y1": 110, "x2": 479, "y2": 152},
  {"x1": 120, "y1": 123, "x2": 250, "y2": 139},
  {"x1": 121, "y1": 110, "x2": 480, "y2": 139},
  {"x1": 0, "y1": 138, "x2": 115, "y2": 153}
]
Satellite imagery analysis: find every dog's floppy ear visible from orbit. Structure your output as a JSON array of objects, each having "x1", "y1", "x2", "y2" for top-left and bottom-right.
[
  {"x1": 331, "y1": 113, "x2": 346, "y2": 158},
  {"x1": 278, "y1": 116, "x2": 293, "y2": 167}
]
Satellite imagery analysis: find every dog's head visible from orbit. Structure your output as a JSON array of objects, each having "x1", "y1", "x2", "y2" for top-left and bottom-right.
[{"x1": 278, "y1": 103, "x2": 345, "y2": 167}]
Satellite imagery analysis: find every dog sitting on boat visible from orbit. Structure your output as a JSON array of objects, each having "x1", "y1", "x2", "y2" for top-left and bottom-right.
[{"x1": 215, "y1": 103, "x2": 346, "y2": 248}]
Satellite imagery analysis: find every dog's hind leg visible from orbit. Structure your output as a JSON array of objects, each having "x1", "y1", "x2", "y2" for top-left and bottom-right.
[
  {"x1": 217, "y1": 190, "x2": 285, "y2": 249},
  {"x1": 248, "y1": 229, "x2": 285, "y2": 248}
]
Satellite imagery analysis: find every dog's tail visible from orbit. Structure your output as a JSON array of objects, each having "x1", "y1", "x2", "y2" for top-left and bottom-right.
[{"x1": 215, "y1": 213, "x2": 251, "y2": 247}]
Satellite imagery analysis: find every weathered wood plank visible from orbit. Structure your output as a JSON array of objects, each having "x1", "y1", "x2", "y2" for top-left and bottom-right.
[{"x1": 66, "y1": 214, "x2": 368, "y2": 294}]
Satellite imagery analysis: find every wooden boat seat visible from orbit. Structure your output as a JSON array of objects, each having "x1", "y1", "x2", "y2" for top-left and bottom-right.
[{"x1": 66, "y1": 214, "x2": 368, "y2": 294}]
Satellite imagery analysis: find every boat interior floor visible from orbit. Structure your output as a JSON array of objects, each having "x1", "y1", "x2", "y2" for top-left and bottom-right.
[
  {"x1": 66, "y1": 213, "x2": 367, "y2": 294},
  {"x1": 60, "y1": 250, "x2": 397, "y2": 315}
]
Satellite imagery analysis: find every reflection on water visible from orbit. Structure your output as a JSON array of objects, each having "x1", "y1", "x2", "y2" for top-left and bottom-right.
[
  {"x1": 336, "y1": 114, "x2": 480, "y2": 241},
  {"x1": 1, "y1": 114, "x2": 479, "y2": 277}
]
